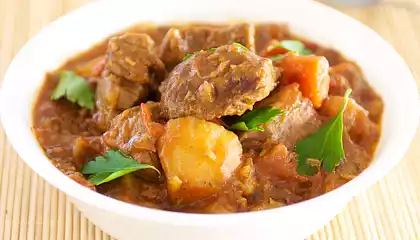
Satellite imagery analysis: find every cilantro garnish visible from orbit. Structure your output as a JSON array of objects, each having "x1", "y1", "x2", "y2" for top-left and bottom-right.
[
  {"x1": 229, "y1": 106, "x2": 284, "y2": 132},
  {"x1": 269, "y1": 40, "x2": 312, "y2": 56},
  {"x1": 233, "y1": 42, "x2": 249, "y2": 51},
  {"x1": 296, "y1": 89, "x2": 352, "y2": 176},
  {"x1": 182, "y1": 53, "x2": 194, "y2": 61},
  {"x1": 183, "y1": 44, "x2": 247, "y2": 61},
  {"x1": 207, "y1": 48, "x2": 217, "y2": 53},
  {"x1": 183, "y1": 47, "x2": 218, "y2": 61},
  {"x1": 82, "y1": 150, "x2": 160, "y2": 185},
  {"x1": 51, "y1": 71, "x2": 95, "y2": 109},
  {"x1": 270, "y1": 55, "x2": 285, "y2": 61}
]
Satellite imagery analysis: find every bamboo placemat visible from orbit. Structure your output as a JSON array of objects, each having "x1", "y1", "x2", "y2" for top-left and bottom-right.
[{"x1": 1, "y1": 0, "x2": 420, "y2": 239}]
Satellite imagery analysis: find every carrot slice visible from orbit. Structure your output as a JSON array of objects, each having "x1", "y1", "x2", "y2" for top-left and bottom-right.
[
  {"x1": 260, "y1": 40, "x2": 289, "y2": 57},
  {"x1": 279, "y1": 54, "x2": 330, "y2": 108}
]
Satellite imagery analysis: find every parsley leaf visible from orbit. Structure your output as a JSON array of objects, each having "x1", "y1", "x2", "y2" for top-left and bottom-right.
[
  {"x1": 183, "y1": 53, "x2": 194, "y2": 61},
  {"x1": 51, "y1": 71, "x2": 95, "y2": 109},
  {"x1": 183, "y1": 47, "x2": 218, "y2": 61},
  {"x1": 269, "y1": 40, "x2": 312, "y2": 56},
  {"x1": 233, "y1": 42, "x2": 249, "y2": 51},
  {"x1": 229, "y1": 106, "x2": 284, "y2": 132},
  {"x1": 269, "y1": 55, "x2": 285, "y2": 61},
  {"x1": 296, "y1": 89, "x2": 352, "y2": 176},
  {"x1": 300, "y1": 48, "x2": 313, "y2": 56},
  {"x1": 82, "y1": 150, "x2": 160, "y2": 185},
  {"x1": 207, "y1": 47, "x2": 217, "y2": 53}
]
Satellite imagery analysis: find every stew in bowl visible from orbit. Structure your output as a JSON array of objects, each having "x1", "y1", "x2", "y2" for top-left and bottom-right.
[{"x1": 32, "y1": 22, "x2": 383, "y2": 213}]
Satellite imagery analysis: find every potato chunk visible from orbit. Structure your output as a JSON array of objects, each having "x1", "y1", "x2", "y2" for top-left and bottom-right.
[{"x1": 157, "y1": 117, "x2": 242, "y2": 205}]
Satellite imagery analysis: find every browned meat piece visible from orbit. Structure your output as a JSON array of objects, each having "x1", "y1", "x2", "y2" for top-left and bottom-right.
[
  {"x1": 72, "y1": 136, "x2": 105, "y2": 168},
  {"x1": 159, "y1": 23, "x2": 255, "y2": 70},
  {"x1": 103, "y1": 104, "x2": 165, "y2": 179},
  {"x1": 107, "y1": 32, "x2": 165, "y2": 84},
  {"x1": 94, "y1": 74, "x2": 149, "y2": 130},
  {"x1": 256, "y1": 144, "x2": 307, "y2": 182},
  {"x1": 254, "y1": 24, "x2": 290, "y2": 52},
  {"x1": 240, "y1": 83, "x2": 322, "y2": 150},
  {"x1": 329, "y1": 62, "x2": 383, "y2": 123},
  {"x1": 144, "y1": 101, "x2": 163, "y2": 122},
  {"x1": 252, "y1": 144, "x2": 325, "y2": 203},
  {"x1": 94, "y1": 33, "x2": 165, "y2": 130},
  {"x1": 159, "y1": 44, "x2": 277, "y2": 120}
]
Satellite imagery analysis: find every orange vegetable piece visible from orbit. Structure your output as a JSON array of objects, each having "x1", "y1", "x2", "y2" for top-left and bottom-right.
[
  {"x1": 157, "y1": 117, "x2": 242, "y2": 205},
  {"x1": 279, "y1": 54, "x2": 330, "y2": 108},
  {"x1": 259, "y1": 40, "x2": 288, "y2": 57}
]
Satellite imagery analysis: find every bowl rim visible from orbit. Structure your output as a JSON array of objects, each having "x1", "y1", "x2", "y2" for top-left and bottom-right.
[{"x1": 1, "y1": 0, "x2": 419, "y2": 228}]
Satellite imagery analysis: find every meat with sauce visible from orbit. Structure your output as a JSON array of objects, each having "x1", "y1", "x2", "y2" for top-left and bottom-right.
[
  {"x1": 159, "y1": 23, "x2": 255, "y2": 70},
  {"x1": 159, "y1": 44, "x2": 277, "y2": 120},
  {"x1": 107, "y1": 32, "x2": 166, "y2": 85},
  {"x1": 103, "y1": 104, "x2": 164, "y2": 179},
  {"x1": 32, "y1": 23, "x2": 383, "y2": 214},
  {"x1": 240, "y1": 83, "x2": 322, "y2": 150},
  {"x1": 329, "y1": 62, "x2": 383, "y2": 123},
  {"x1": 254, "y1": 24, "x2": 290, "y2": 52},
  {"x1": 94, "y1": 33, "x2": 165, "y2": 130}
]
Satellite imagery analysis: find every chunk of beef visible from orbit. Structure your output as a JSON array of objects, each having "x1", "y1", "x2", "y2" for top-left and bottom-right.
[
  {"x1": 252, "y1": 143, "x2": 325, "y2": 203},
  {"x1": 159, "y1": 44, "x2": 277, "y2": 120},
  {"x1": 72, "y1": 136, "x2": 105, "y2": 168},
  {"x1": 256, "y1": 144, "x2": 307, "y2": 182},
  {"x1": 159, "y1": 23, "x2": 255, "y2": 70},
  {"x1": 240, "y1": 83, "x2": 322, "y2": 150},
  {"x1": 143, "y1": 101, "x2": 163, "y2": 122},
  {"x1": 94, "y1": 74, "x2": 149, "y2": 130},
  {"x1": 94, "y1": 33, "x2": 165, "y2": 130},
  {"x1": 103, "y1": 104, "x2": 165, "y2": 179},
  {"x1": 254, "y1": 24, "x2": 290, "y2": 53},
  {"x1": 329, "y1": 62, "x2": 383, "y2": 123},
  {"x1": 107, "y1": 32, "x2": 165, "y2": 84}
]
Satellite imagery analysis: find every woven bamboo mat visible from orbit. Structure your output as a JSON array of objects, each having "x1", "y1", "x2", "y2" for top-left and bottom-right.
[{"x1": 1, "y1": 0, "x2": 420, "y2": 239}]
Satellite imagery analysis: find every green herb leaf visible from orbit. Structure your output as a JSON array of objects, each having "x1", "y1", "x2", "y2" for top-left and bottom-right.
[
  {"x1": 229, "y1": 106, "x2": 284, "y2": 132},
  {"x1": 296, "y1": 89, "x2": 352, "y2": 176},
  {"x1": 183, "y1": 53, "x2": 194, "y2": 61},
  {"x1": 51, "y1": 71, "x2": 95, "y2": 109},
  {"x1": 82, "y1": 150, "x2": 160, "y2": 185},
  {"x1": 270, "y1": 55, "x2": 285, "y2": 61},
  {"x1": 207, "y1": 47, "x2": 217, "y2": 53},
  {"x1": 300, "y1": 48, "x2": 313, "y2": 56},
  {"x1": 233, "y1": 42, "x2": 249, "y2": 51},
  {"x1": 269, "y1": 40, "x2": 312, "y2": 56}
]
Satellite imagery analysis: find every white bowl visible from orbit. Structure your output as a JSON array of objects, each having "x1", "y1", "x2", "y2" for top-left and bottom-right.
[{"x1": 1, "y1": 0, "x2": 419, "y2": 239}]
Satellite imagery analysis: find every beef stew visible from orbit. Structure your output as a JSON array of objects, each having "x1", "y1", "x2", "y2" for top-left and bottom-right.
[{"x1": 32, "y1": 23, "x2": 383, "y2": 213}]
